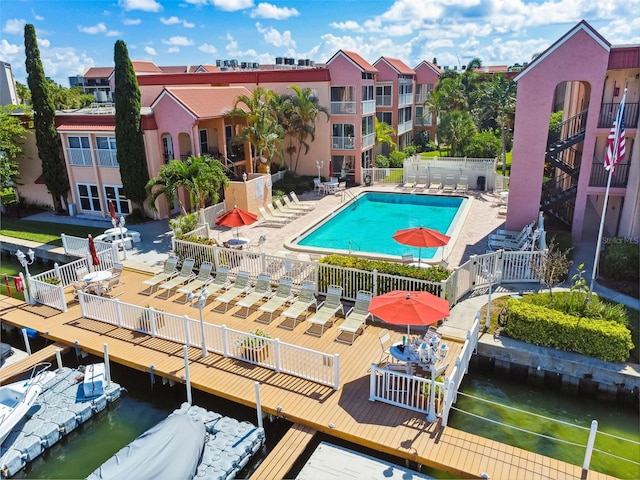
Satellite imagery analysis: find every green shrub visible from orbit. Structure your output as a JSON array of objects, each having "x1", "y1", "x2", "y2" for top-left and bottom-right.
[
  {"x1": 388, "y1": 150, "x2": 408, "y2": 168},
  {"x1": 319, "y1": 254, "x2": 450, "y2": 296},
  {"x1": 522, "y1": 291, "x2": 628, "y2": 326},
  {"x1": 602, "y1": 240, "x2": 640, "y2": 282},
  {"x1": 170, "y1": 213, "x2": 199, "y2": 239},
  {"x1": 272, "y1": 171, "x2": 316, "y2": 194},
  {"x1": 504, "y1": 300, "x2": 633, "y2": 362},
  {"x1": 374, "y1": 155, "x2": 389, "y2": 168}
]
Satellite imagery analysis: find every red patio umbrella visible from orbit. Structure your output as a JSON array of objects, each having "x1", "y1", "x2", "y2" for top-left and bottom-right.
[
  {"x1": 108, "y1": 201, "x2": 117, "y2": 222},
  {"x1": 88, "y1": 234, "x2": 100, "y2": 266},
  {"x1": 215, "y1": 206, "x2": 258, "y2": 237},
  {"x1": 369, "y1": 290, "x2": 450, "y2": 335},
  {"x1": 393, "y1": 226, "x2": 450, "y2": 266}
]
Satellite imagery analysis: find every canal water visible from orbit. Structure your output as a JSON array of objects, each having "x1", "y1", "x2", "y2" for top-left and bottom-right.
[{"x1": 6, "y1": 345, "x2": 639, "y2": 479}]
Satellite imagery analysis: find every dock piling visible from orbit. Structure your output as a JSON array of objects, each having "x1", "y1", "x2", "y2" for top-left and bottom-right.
[
  {"x1": 21, "y1": 328, "x2": 32, "y2": 355},
  {"x1": 183, "y1": 345, "x2": 192, "y2": 405},
  {"x1": 55, "y1": 348, "x2": 63, "y2": 369},
  {"x1": 103, "y1": 343, "x2": 111, "y2": 387},
  {"x1": 255, "y1": 381, "x2": 263, "y2": 428}
]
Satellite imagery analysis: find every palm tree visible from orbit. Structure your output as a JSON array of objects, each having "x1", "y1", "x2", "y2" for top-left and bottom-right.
[
  {"x1": 437, "y1": 110, "x2": 477, "y2": 157},
  {"x1": 481, "y1": 74, "x2": 517, "y2": 175},
  {"x1": 375, "y1": 118, "x2": 395, "y2": 154},
  {"x1": 285, "y1": 85, "x2": 329, "y2": 173},
  {"x1": 145, "y1": 155, "x2": 229, "y2": 214},
  {"x1": 227, "y1": 88, "x2": 283, "y2": 172},
  {"x1": 437, "y1": 75, "x2": 468, "y2": 112}
]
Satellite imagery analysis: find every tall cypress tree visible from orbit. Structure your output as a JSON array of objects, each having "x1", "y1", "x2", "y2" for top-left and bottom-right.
[
  {"x1": 114, "y1": 40, "x2": 149, "y2": 209},
  {"x1": 24, "y1": 24, "x2": 69, "y2": 211}
]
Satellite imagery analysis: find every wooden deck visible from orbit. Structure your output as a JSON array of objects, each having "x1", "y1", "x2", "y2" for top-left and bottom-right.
[
  {"x1": 0, "y1": 269, "x2": 616, "y2": 480},
  {"x1": 0, "y1": 343, "x2": 71, "y2": 384}
]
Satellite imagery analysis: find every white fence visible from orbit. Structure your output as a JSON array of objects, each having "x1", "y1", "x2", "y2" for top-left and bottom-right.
[
  {"x1": 369, "y1": 316, "x2": 480, "y2": 423},
  {"x1": 61, "y1": 233, "x2": 116, "y2": 258},
  {"x1": 78, "y1": 292, "x2": 340, "y2": 389}
]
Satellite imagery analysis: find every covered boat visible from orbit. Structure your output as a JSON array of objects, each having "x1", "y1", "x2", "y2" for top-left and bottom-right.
[{"x1": 87, "y1": 413, "x2": 206, "y2": 480}]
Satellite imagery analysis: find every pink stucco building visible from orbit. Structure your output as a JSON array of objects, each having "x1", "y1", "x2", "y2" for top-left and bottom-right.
[{"x1": 508, "y1": 21, "x2": 639, "y2": 241}]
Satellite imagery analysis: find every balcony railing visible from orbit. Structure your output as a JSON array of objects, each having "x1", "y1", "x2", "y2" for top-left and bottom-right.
[
  {"x1": 96, "y1": 149, "x2": 118, "y2": 167},
  {"x1": 67, "y1": 148, "x2": 93, "y2": 166},
  {"x1": 330, "y1": 101, "x2": 356, "y2": 115},
  {"x1": 589, "y1": 162, "x2": 630, "y2": 188},
  {"x1": 361, "y1": 99, "x2": 376, "y2": 115},
  {"x1": 376, "y1": 96, "x2": 392, "y2": 107},
  {"x1": 397, "y1": 120, "x2": 413, "y2": 135},
  {"x1": 332, "y1": 136, "x2": 355, "y2": 150},
  {"x1": 598, "y1": 102, "x2": 639, "y2": 129},
  {"x1": 414, "y1": 93, "x2": 429, "y2": 104},
  {"x1": 362, "y1": 132, "x2": 375, "y2": 149},
  {"x1": 398, "y1": 93, "x2": 413, "y2": 106}
]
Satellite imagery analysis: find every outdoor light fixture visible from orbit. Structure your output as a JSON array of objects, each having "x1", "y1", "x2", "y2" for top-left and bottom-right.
[
  {"x1": 188, "y1": 289, "x2": 209, "y2": 358},
  {"x1": 15, "y1": 248, "x2": 35, "y2": 305},
  {"x1": 315, "y1": 160, "x2": 323, "y2": 183},
  {"x1": 425, "y1": 335, "x2": 449, "y2": 423},
  {"x1": 483, "y1": 266, "x2": 503, "y2": 330},
  {"x1": 242, "y1": 171, "x2": 248, "y2": 182}
]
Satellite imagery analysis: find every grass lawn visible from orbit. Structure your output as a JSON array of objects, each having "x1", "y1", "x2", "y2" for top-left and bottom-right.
[
  {"x1": 0, "y1": 255, "x2": 53, "y2": 301},
  {"x1": 0, "y1": 218, "x2": 104, "y2": 247}
]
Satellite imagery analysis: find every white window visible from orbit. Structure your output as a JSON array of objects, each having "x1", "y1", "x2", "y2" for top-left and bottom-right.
[
  {"x1": 376, "y1": 112, "x2": 392, "y2": 125},
  {"x1": 376, "y1": 85, "x2": 392, "y2": 106},
  {"x1": 77, "y1": 183, "x2": 101, "y2": 212},
  {"x1": 199, "y1": 129, "x2": 209, "y2": 155},
  {"x1": 104, "y1": 185, "x2": 130, "y2": 215},
  {"x1": 162, "y1": 134, "x2": 174, "y2": 163},
  {"x1": 68, "y1": 136, "x2": 90, "y2": 149},
  {"x1": 96, "y1": 136, "x2": 116, "y2": 150}
]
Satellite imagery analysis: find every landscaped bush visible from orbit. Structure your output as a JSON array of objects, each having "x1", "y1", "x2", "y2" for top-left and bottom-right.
[
  {"x1": 319, "y1": 254, "x2": 450, "y2": 296},
  {"x1": 272, "y1": 171, "x2": 316, "y2": 194},
  {"x1": 602, "y1": 239, "x2": 639, "y2": 282},
  {"x1": 504, "y1": 299, "x2": 634, "y2": 362},
  {"x1": 522, "y1": 291, "x2": 628, "y2": 326}
]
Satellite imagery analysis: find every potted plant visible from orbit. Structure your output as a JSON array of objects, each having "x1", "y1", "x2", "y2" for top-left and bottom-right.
[
  {"x1": 238, "y1": 329, "x2": 271, "y2": 362},
  {"x1": 43, "y1": 277, "x2": 61, "y2": 285}
]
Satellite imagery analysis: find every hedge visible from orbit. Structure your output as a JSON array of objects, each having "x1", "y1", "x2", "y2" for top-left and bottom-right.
[{"x1": 504, "y1": 300, "x2": 634, "y2": 362}]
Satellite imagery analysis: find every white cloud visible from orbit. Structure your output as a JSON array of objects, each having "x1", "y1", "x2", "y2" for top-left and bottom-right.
[
  {"x1": 329, "y1": 20, "x2": 361, "y2": 32},
  {"x1": 3, "y1": 18, "x2": 26, "y2": 35},
  {"x1": 160, "y1": 16, "x2": 195, "y2": 27},
  {"x1": 39, "y1": 38, "x2": 51, "y2": 48},
  {"x1": 144, "y1": 46, "x2": 158, "y2": 56},
  {"x1": 32, "y1": 10, "x2": 44, "y2": 21},
  {"x1": 78, "y1": 23, "x2": 107, "y2": 34},
  {"x1": 118, "y1": 0, "x2": 162, "y2": 13},
  {"x1": 199, "y1": 43, "x2": 218, "y2": 54},
  {"x1": 0, "y1": 39, "x2": 20, "y2": 57},
  {"x1": 123, "y1": 18, "x2": 142, "y2": 25},
  {"x1": 211, "y1": 0, "x2": 254, "y2": 12},
  {"x1": 183, "y1": 20, "x2": 195, "y2": 28},
  {"x1": 106, "y1": 30, "x2": 121, "y2": 37},
  {"x1": 162, "y1": 36, "x2": 194, "y2": 46},
  {"x1": 250, "y1": 3, "x2": 299, "y2": 20},
  {"x1": 184, "y1": 0, "x2": 209, "y2": 5},
  {"x1": 256, "y1": 23, "x2": 295, "y2": 48},
  {"x1": 167, "y1": 46, "x2": 180, "y2": 53}
]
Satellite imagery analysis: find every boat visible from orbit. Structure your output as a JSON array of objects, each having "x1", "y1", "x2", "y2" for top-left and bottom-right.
[
  {"x1": 87, "y1": 413, "x2": 206, "y2": 480},
  {"x1": 0, "y1": 363, "x2": 52, "y2": 447}
]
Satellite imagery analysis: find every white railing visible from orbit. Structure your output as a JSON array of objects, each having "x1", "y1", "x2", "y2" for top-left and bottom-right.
[
  {"x1": 399, "y1": 93, "x2": 414, "y2": 106},
  {"x1": 369, "y1": 315, "x2": 479, "y2": 421},
  {"x1": 331, "y1": 136, "x2": 356, "y2": 150},
  {"x1": 29, "y1": 278, "x2": 67, "y2": 312},
  {"x1": 361, "y1": 99, "x2": 375, "y2": 115},
  {"x1": 199, "y1": 201, "x2": 227, "y2": 229},
  {"x1": 95, "y1": 149, "x2": 118, "y2": 167},
  {"x1": 362, "y1": 132, "x2": 375, "y2": 149},
  {"x1": 66, "y1": 148, "x2": 92, "y2": 166},
  {"x1": 397, "y1": 120, "x2": 413, "y2": 135},
  {"x1": 79, "y1": 293, "x2": 340, "y2": 389},
  {"x1": 330, "y1": 101, "x2": 356, "y2": 115},
  {"x1": 361, "y1": 168, "x2": 404, "y2": 184},
  {"x1": 61, "y1": 234, "x2": 115, "y2": 258},
  {"x1": 184, "y1": 224, "x2": 209, "y2": 238}
]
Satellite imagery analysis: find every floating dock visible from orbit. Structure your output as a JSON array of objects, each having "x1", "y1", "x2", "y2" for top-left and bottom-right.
[{"x1": 0, "y1": 366, "x2": 122, "y2": 478}]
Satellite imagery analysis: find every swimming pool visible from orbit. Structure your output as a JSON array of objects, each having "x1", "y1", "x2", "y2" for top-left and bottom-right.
[{"x1": 287, "y1": 192, "x2": 470, "y2": 263}]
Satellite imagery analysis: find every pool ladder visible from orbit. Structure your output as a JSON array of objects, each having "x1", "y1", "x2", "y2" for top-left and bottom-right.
[
  {"x1": 347, "y1": 240, "x2": 361, "y2": 253},
  {"x1": 341, "y1": 188, "x2": 358, "y2": 205}
]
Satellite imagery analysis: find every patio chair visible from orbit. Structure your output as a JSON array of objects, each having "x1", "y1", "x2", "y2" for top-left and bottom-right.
[
  {"x1": 235, "y1": 273, "x2": 275, "y2": 318},
  {"x1": 266, "y1": 202, "x2": 297, "y2": 220},
  {"x1": 402, "y1": 171, "x2": 416, "y2": 190},
  {"x1": 488, "y1": 222, "x2": 533, "y2": 251},
  {"x1": 414, "y1": 172, "x2": 429, "y2": 190},
  {"x1": 305, "y1": 285, "x2": 344, "y2": 337},
  {"x1": 283, "y1": 195, "x2": 313, "y2": 212},
  {"x1": 139, "y1": 257, "x2": 179, "y2": 295},
  {"x1": 336, "y1": 290, "x2": 373, "y2": 344},
  {"x1": 175, "y1": 262, "x2": 214, "y2": 303},
  {"x1": 111, "y1": 263, "x2": 124, "y2": 279},
  {"x1": 156, "y1": 258, "x2": 196, "y2": 299},
  {"x1": 313, "y1": 177, "x2": 322, "y2": 194},
  {"x1": 203, "y1": 267, "x2": 231, "y2": 296},
  {"x1": 257, "y1": 277, "x2": 294, "y2": 324},
  {"x1": 102, "y1": 275, "x2": 123, "y2": 298},
  {"x1": 428, "y1": 174, "x2": 443, "y2": 193},
  {"x1": 279, "y1": 281, "x2": 317, "y2": 330},
  {"x1": 290, "y1": 191, "x2": 317, "y2": 209},
  {"x1": 71, "y1": 266, "x2": 90, "y2": 299},
  {"x1": 275, "y1": 198, "x2": 304, "y2": 217},
  {"x1": 248, "y1": 235, "x2": 267, "y2": 252},
  {"x1": 378, "y1": 329, "x2": 393, "y2": 365},
  {"x1": 455, "y1": 175, "x2": 468, "y2": 193},
  {"x1": 212, "y1": 271, "x2": 253, "y2": 313},
  {"x1": 258, "y1": 206, "x2": 288, "y2": 226},
  {"x1": 442, "y1": 174, "x2": 456, "y2": 193}
]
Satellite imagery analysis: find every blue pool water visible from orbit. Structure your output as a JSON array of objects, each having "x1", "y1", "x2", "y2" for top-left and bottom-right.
[{"x1": 294, "y1": 192, "x2": 465, "y2": 259}]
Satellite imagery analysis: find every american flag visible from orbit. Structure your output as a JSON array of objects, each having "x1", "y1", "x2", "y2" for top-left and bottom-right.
[{"x1": 604, "y1": 92, "x2": 626, "y2": 174}]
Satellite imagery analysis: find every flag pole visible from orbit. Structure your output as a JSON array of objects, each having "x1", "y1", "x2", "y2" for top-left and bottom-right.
[{"x1": 589, "y1": 89, "x2": 626, "y2": 294}]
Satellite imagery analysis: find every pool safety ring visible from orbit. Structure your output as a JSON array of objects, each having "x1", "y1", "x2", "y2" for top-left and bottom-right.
[{"x1": 364, "y1": 175, "x2": 372, "y2": 186}]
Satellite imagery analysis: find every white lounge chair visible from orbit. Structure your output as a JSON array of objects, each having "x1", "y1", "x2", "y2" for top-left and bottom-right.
[
  {"x1": 280, "y1": 282, "x2": 317, "y2": 330},
  {"x1": 176, "y1": 262, "x2": 214, "y2": 303},
  {"x1": 283, "y1": 195, "x2": 313, "y2": 212},
  {"x1": 442, "y1": 175, "x2": 456, "y2": 193},
  {"x1": 235, "y1": 273, "x2": 275, "y2": 318},
  {"x1": 139, "y1": 257, "x2": 179, "y2": 295},
  {"x1": 257, "y1": 277, "x2": 294, "y2": 324},
  {"x1": 212, "y1": 271, "x2": 253, "y2": 313},
  {"x1": 428, "y1": 174, "x2": 443, "y2": 193},
  {"x1": 258, "y1": 206, "x2": 288, "y2": 226},
  {"x1": 267, "y1": 202, "x2": 297, "y2": 220},
  {"x1": 290, "y1": 191, "x2": 317, "y2": 209},
  {"x1": 157, "y1": 258, "x2": 196, "y2": 299},
  {"x1": 455, "y1": 175, "x2": 468, "y2": 193},
  {"x1": 488, "y1": 222, "x2": 534, "y2": 251},
  {"x1": 306, "y1": 285, "x2": 344, "y2": 337},
  {"x1": 336, "y1": 290, "x2": 373, "y2": 344},
  {"x1": 414, "y1": 172, "x2": 429, "y2": 190},
  {"x1": 275, "y1": 198, "x2": 304, "y2": 217},
  {"x1": 402, "y1": 171, "x2": 416, "y2": 190}
]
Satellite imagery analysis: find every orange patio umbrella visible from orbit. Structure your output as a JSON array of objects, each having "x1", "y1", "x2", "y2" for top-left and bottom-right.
[
  {"x1": 392, "y1": 226, "x2": 450, "y2": 266},
  {"x1": 88, "y1": 234, "x2": 100, "y2": 266},
  {"x1": 215, "y1": 206, "x2": 258, "y2": 237},
  {"x1": 368, "y1": 290, "x2": 450, "y2": 335}
]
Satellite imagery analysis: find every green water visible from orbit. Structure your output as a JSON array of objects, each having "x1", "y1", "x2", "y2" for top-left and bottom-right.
[{"x1": 449, "y1": 370, "x2": 640, "y2": 479}]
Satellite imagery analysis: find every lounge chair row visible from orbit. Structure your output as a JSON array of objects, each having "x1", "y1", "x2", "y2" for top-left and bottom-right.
[
  {"x1": 258, "y1": 192, "x2": 316, "y2": 226},
  {"x1": 403, "y1": 173, "x2": 468, "y2": 194}
]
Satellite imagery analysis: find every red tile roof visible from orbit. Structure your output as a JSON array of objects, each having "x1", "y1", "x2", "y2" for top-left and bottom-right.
[
  {"x1": 339, "y1": 51, "x2": 377, "y2": 73},
  {"x1": 608, "y1": 46, "x2": 640, "y2": 69},
  {"x1": 56, "y1": 123, "x2": 115, "y2": 131},
  {"x1": 378, "y1": 57, "x2": 415, "y2": 75},
  {"x1": 132, "y1": 61, "x2": 162, "y2": 73},
  {"x1": 159, "y1": 86, "x2": 252, "y2": 118},
  {"x1": 83, "y1": 67, "x2": 114, "y2": 78}
]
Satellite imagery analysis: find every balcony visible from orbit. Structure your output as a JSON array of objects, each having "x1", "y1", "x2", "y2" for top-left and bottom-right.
[
  {"x1": 362, "y1": 133, "x2": 375, "y2": 149},
  {"x1": 598, "y1": 102, "x2": 639, "y2": 129},
  {"x1": 331, "y1": 101, "x2": 356, "y2": 115},
  {"x1": 96, "y1": 149, "x2": 118, "y2": 167},
  {"x1": 67, "y1": 148, "x2": 93, "y2": 167},
  {"x1": 397, "y1": 120, "x2": 413, "y2": 136},
  {"x1": 589, "y1": 162, "x2": 630, "y2": 188},
  {"x1": 414, "y1": 93, "x2": 429, "y2": 104},
  {"x1": 398, "y1": 93, "x2": 413, "y2": 107},
  {"x1": 361, "y1": 100, "x2": 376, "y2": 115},
  {"x1": 332, "y1": 136, "x2": 355, "y2": 150}
]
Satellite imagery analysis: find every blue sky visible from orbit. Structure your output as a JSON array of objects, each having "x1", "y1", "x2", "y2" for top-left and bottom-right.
[{"x1": 2, "y1": 0, "x2": 639, "y2": 86}]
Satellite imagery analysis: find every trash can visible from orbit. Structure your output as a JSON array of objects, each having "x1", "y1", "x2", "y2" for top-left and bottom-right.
[
  {"x1": 477, "y1": 176, "x2": 486, "y2": 191},
  {"x1": 68, "y1": 203, "x2": 77, "y2": 217}
]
